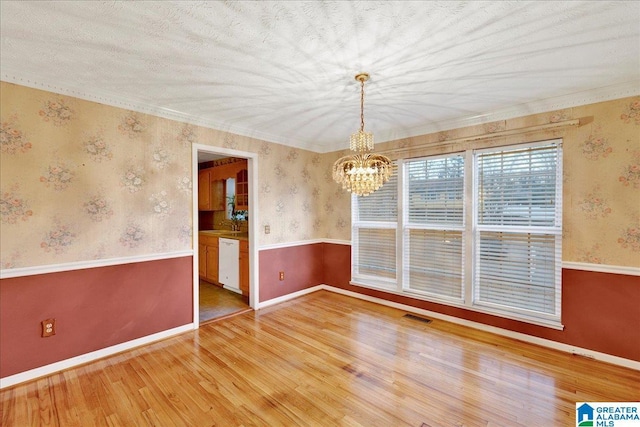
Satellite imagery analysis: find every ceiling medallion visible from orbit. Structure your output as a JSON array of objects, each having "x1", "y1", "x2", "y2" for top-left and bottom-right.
[{"x1": 332, "y1": 73, "x2": 392, "y2": 196}]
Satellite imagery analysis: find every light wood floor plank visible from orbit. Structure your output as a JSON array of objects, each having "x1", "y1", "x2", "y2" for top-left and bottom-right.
[{"x1": 2, "y1": 291, "x2": 639, "y2": 426}]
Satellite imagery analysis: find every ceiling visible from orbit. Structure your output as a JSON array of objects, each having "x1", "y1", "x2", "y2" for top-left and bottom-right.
[{"x1": 1, "y1": 1, "x2": 639, "y2": 153}]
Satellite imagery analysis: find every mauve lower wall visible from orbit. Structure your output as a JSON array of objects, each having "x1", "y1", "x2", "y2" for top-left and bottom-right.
[
  {"x1": 2, "y1": 242, "x2": 637, "y2": 380},
  {"x1": 0, "y1": 256, "x2": 193, "y2": 378},
  {"x1": 259, "y1": 243, "x2": 325, "y2": 302},
  {"x1": 321, "y1": 242, "x2": 640, "y2": 362}
]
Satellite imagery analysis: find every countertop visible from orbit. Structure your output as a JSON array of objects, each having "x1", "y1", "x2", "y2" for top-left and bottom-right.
[{"x1": 199, "y1": 230, "x2": 249, "y2": 241}]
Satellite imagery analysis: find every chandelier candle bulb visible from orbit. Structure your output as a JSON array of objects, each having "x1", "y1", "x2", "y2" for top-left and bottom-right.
[{"x1": 333, "y1": 73, "x2": 392, "y2": 196}]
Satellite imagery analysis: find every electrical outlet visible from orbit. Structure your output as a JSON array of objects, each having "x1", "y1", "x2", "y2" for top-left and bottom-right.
[
  {"x1": 42, "y1": 318, "x2": 56, "y2": 337},
  {"x1": 279, "y1": 271, "x2": 284, "y2": 281},
  {"x1": 265, "y1": 225, "x2": 270, "y2": 234}
]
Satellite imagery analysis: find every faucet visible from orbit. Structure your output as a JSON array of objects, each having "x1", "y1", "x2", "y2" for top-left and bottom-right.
[{"x1": 219, "y1": 220, "x2": 240, "y2": 231}]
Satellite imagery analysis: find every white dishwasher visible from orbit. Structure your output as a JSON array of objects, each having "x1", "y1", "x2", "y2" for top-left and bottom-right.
[{"x1": 218, "y1": 238, "x2": 240, "y2": 294}]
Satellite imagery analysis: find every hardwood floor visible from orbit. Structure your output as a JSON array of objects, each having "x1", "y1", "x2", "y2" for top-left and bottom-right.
[
  {"x1": 2, "y1": 291, "x2": 639, "y2": 426},
  {"x1": 199, "y1": 280, "x2": 250, "y2": 323}
]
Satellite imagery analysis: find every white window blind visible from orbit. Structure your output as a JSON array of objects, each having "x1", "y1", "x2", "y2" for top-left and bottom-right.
[
  {"x1": 477, "y1": 145, "x2": 559, "y2": 227},
  {"x1": 404, "y1": 155, "x2": 465, "y2": 301},
  {"x1": 352, "y1": 165, "x2": 398, "y2": 289},
  {"x1": 349, "y1": 140, "x2": 563, "y2": 327},
  {"x1": 406, "y1": 229, "x2": 464, "y2": 299},
  {"x1": 407, "y1": 155, "x2": 465, "y2": 225},
  {"x1": 474, "y1": 143, "x2": 562, "y2": 321}
]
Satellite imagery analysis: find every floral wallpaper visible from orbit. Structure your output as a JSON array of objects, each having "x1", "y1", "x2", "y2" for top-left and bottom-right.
[
  {"x1": 376, "y1": 96, "x2": 640, "y2": 268},
  {"x1": 564, "y1": 97, "x2": 640, "y2": 265},
  {"x1": 1, "y1": 81, "x2": 638, "y2": 269},
  {"x1": 0, "y1": 82, "x2": 348, "y2": 269}
]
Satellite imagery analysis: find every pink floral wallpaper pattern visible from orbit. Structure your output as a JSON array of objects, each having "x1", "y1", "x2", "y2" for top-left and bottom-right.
[
  {"x1": 0, "y1": 81, "x2": 638, "y2": 270},
  {"x1": 620, "y1": 99, "x2": 640, "y2": 125},
  {"x1": 0, "y1": 82, "x2": 346, "y2": 269},
  {"x1": 375, "y1": 95, "x2": 640, "y2": 268}
]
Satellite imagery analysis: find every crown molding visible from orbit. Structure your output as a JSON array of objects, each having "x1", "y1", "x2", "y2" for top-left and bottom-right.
[
  {"x1": 0, "y1": 69, "x2": 308, "y2": 151},
  {"x1": 2, "y1": 69, "x2": 638, "y2": 154},
  {"x1": 375, "y1": 80, "x2": 640, "y2": 148}
]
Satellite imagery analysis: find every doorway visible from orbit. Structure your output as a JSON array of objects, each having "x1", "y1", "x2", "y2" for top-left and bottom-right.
[
  {"x1": 198, "y1": 279, "x2": 249, "y2": 322},
  {"x1": 192, "y1": 144, "x2": 258, "y2": 326}
]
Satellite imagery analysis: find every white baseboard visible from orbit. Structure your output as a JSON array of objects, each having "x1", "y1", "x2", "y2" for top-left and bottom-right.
[
  {"x1": 256, "y1": 285, "x2": 324, "y2": 309},
  {"x1": 0, "y1": 323, "x2": 194, "y2": 389},
  {"x1": 4, "y1": 280, "x2": 637, "y2": 389},
  {"x1": 320, "y1": 285, "x2": 640, "y2": 371}
]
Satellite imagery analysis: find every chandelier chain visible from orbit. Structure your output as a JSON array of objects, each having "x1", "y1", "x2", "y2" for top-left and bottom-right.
[{"x1": 360, "y1": 78, "x2": 365, "y2": 133}]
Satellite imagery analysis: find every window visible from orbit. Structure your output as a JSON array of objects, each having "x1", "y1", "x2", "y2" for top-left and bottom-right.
[
  {"x1": 404, "y1": 155, "x2": 465, "y2": 301},
  {"x1": 351, "y1": 140, "x2": 563, "y2": 327},
  {"x1": 474, "y1": 144, "x2": 562, "y2": 322},
  {"x1": 351, "y1": 165, "x2": 397, "y2": 290}
]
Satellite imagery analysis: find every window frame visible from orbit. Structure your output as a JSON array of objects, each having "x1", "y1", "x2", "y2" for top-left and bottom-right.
[{"x1": 350, "y1": 139, "x2": 564, "y2": 329}]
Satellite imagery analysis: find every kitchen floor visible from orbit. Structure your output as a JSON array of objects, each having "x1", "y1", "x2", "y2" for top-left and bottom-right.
[{"x1": 199, "y1": 280, "x2": 250, "y2": 323}]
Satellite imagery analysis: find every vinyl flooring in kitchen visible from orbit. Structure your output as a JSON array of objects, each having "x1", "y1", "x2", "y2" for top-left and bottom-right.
[{"x1": 199, "y1": 279, "x2": 250, "y2": 323}]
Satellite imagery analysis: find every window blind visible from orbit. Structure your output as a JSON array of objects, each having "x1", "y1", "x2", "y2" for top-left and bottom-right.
[
  {"x1": 478, "y1": 145, "x2": 558, "y2": 227},
  {"x1": 407, "y1": 156, "x2": 464, "y2": 224},
  {"x1": 352, "y1": 165, "x2": 398, "y2": 288},
  {"x1": 354, "y1": 168, "x2": 398, "y2": 222},
  {"x1": 474, "y1": 143, "x2": 562, "y2": 320},
  {"x1": 355, "y1": 228, "x2": 396, "y2": 280},
  {"x1": 404, "y1": 155, "x2": 465, "y2": 300},
  {"x1": 349, "y1": 141, "x2": 562, "y2": 327},
  {"x1": 406, "y1": 229, "x2": 464, "y2": 300}
]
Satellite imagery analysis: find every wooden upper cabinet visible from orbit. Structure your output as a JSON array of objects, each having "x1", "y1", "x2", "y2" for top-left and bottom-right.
[
  {"x1": 199, "y1": 160, "x2": 247, "y2": 211},
  {"x1": 210, "y1": 178, "x2": 225, "y2": 211},
  {"x1": 198, "y1": 168, "x2": 225, "y2": 211},
  {"x1": 198, "y1": 169, "x2": 211, "y2": 211},
  {"x1": 236, "y1": 168, "x2": 249, "y2": 210}
]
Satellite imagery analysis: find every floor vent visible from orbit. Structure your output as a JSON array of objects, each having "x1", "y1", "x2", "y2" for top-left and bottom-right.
[{"x1": 403, "y1": 314, "x2": 433, "y2": 324}]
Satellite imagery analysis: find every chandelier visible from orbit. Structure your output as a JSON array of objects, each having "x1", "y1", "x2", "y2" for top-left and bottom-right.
[{"x1": 332, "y1": 73, "x2": 392, "y2": 196}]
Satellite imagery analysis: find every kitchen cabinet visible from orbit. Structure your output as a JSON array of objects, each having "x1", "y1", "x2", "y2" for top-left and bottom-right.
[
  {"x1": 198, "y1": 169, "x2": 225, "y2": 211},
  {"x1": 199, "y1": 232, "x2": 249, "y2": 299},
  {"x1": 239, "y1": 240, "x2": 249, "y2": 296},
  {"x1": 235, "y1": 168, "x2": 249, "y2": 210},
  {"x1": 199, "y1": 234, "x2": 219, "y2": 283},
  {"x1": 198, "y1": 169, "x2": 210, "y2": 211},
  {"x1": 198, "y1": 243, "x2": 207, "y2": 278}
]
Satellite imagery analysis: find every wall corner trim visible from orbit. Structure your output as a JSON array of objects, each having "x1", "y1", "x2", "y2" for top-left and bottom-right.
[{"x1": 0, "y1": 323, "x2": 194, "y2": 389}]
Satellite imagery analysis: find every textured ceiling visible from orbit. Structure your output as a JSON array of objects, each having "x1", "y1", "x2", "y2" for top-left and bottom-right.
[{"x1": 1, "y1": 1, "x2": 639, "y2": 153}]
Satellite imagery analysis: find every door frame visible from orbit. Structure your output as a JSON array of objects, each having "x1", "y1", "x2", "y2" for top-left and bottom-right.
[{"x1": 191, "y1": 143, "x2": 259, "y2": 327}]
